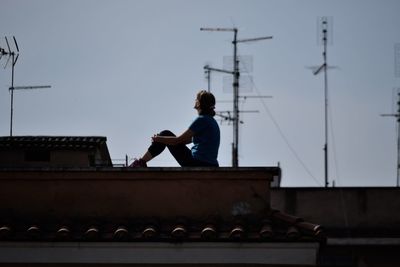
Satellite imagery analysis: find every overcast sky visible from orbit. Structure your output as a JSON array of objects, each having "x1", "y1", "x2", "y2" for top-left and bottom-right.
[{"x1": 1, "y1": 0, "x2": 399, "y2": 187}]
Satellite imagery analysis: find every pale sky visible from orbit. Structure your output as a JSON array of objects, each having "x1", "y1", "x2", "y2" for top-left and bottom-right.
[{"x1": 1, "y1": 0, "x2": 399, "y2": 187}]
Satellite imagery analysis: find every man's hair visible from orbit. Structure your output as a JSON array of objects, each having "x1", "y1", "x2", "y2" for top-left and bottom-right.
[{"x1": 197, "y1": 90, "x2": 216, "y2": 116}]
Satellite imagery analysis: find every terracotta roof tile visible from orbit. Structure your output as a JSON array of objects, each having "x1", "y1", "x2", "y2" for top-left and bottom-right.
[
  {"x1": 0, "y1": 136, "x2": 107, "y2": 150},
  {"x1": 0, "y1": 216, "x2": 325, "y2": 243}
]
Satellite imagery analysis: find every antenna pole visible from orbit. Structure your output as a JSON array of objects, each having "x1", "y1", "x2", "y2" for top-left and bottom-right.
[
  {"x1": 232, "y1": 29, "x2": 239, "y2": 167},
  {"x1": 207, "y1": 68, "x2": 211, "y2": 92},
  {"x1": 397, "y1": 97, "x2": 400, "y2": 187},
  {"x1": 10, "y1": 52, "x2": 15, "y2": 136},
  {"x1": 314, "y1": 19, "x2": 329, "y2": 187},
  {"x1": 323, "y1": 21, "x2": 329, "y2": 188},
  {"x1": 397, "y1": 99, "x2": 400, "y2": 188}
]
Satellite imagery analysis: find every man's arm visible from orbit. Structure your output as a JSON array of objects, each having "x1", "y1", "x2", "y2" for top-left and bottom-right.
[{"x1": 152, "y1": 129, "x2": 194, "y2": 145}]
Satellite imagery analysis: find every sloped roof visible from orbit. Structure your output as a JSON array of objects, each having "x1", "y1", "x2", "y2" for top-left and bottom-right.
[
  {"x1": 0, "y1": 136, "x2": 108, "y2": 150},
  {"x1": 0, "y1": 136, "x2": 112, "y2": 168}
]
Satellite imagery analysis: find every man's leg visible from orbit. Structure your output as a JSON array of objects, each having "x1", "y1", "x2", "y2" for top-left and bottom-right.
[{"x1": 147, "y1": 130, "x2": 196, "y2": 166}]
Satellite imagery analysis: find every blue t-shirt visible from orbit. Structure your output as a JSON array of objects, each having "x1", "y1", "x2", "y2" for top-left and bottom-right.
[{"x1": 189, "y1": 115, "x2": 220, "y2": 166}]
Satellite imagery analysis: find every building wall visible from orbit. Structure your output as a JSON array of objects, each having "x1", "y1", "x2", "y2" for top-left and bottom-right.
[
  {"x1": 0, "y1": 168, "x2": 273, "y2": 224},
  {"x1": 0, "y1": 150, "x2": 92, "y2": 168},
  {"x1": 51, "y1": 150, "x2": 92, "y2": 167},
  {"x1": 271, "y1": 187, "x2": 400, "y2": 267},
  {"x1": 270, "y1": 188, "x2": 400, "y2": 231}
]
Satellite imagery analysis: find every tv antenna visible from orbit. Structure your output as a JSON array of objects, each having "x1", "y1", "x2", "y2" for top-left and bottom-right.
[
  {"x1": 0, "y1": 36, "x2": 51, "y2": 136},
  {"x1": 200, "y1": 27, "x2": 272, "y2": 167},
  {"x1": 312, "y1": 16, "x2": 333, "y2": 188}
]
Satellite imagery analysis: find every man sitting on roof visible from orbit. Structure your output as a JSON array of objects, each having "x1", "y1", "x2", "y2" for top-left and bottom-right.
[{"x1": 130, "y1": 90, "x2": 220, "y2": 167}]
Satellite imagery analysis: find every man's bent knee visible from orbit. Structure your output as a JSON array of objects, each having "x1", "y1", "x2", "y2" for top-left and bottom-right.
[{"x1": 159, "y1": 130, "x2": 176, "y2": 137}]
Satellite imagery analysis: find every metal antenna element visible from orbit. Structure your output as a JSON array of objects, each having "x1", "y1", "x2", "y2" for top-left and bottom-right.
[
  {"x1": 204, "y1": 64, "x2": 211, "y2": 92},
  {"x1": 381, "y1": 89, "x2": 400, "y2": 187},
  {"x1": 11, "y1": 85, "x2": 51, "y2": 90},
  {"x1": 201, "y1": 27, "x2": 272, "y2": 167},
  {"x1": 200, "y1": 27, "x2": 236, "y2": 32},
  {"x1": 240, "y1": 95, "x2": 272, "y2": 100},
  {"x1": 312, "y1": 17, "x2": 332, "y2": 188},
  {"x1": 203, "y1": 65, "x2": 233, "y2": 75},
  {"x1": 13, "y1": 36, "x2": 19, "y2": 52},
  {"x1": 306, "y1": 65, "x2": 338, "y2": 75},
  {"x1": 216, "y1": 110, "x2": 259, "y2": 125}
]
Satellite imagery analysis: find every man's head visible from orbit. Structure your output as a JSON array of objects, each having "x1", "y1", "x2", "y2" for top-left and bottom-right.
[{"x1": 195, "y1": 90, "x2": 216, "y2": 116}]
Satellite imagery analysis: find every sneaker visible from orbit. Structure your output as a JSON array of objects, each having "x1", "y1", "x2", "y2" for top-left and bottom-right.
[{"x1": 129, "y1": 158, "x2": 147, "y2": 168}]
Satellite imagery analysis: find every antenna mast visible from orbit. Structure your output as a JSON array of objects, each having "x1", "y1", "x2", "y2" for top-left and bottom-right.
[
  {"x1": 1, "y1": 36, "x2": 52, "y2": 136},
  {"x1": 313, "y1": 17, "x2": 332, "y2": 188},
  {"x1": 200, "y1": 27, "x2": 272, "y2": 167}
]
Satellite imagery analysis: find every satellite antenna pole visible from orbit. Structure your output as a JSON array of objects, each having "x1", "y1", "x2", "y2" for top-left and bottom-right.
[
  {"x1": 313, "y1": 18, "x2": 330, "y2": 188},
  {"x1": 201, "y1": 27, "x2": 272, "y2": 167}
]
